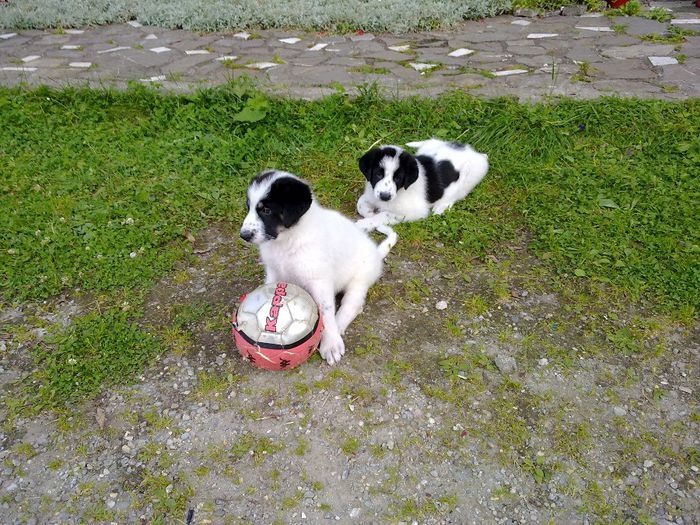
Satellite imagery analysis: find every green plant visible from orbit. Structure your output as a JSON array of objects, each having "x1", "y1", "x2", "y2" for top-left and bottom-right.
[{"x1": 26, "y1": 309, "x2": 160, "y2": 409}]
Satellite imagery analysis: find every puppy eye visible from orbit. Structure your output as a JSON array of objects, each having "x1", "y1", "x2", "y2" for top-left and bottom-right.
[{"x1": 259, "y1": 205, "x2": 272, "y2": 216}]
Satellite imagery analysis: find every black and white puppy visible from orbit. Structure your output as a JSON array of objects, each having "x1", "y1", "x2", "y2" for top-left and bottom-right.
[
  {"x1": 240, "y1": 170, "x2": 397, "y2": 365},
  {"x1": 356, "y1": 138, "x2": 489, "y2": 231}
]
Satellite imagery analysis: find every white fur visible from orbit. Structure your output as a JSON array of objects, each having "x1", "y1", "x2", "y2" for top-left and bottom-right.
[
  {"x1": 356, "y1": 138, "x2": 489, "y2": 231},
  {"x1": 241, "y1": 171, "x2": 397, "y2": 365}
]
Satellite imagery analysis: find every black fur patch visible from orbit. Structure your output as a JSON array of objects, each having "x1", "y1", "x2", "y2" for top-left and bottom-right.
[
  {"x1": 257, "y1": 176, "x2": 312, "y2": 238},
  {"x1": 358, "y1": 147, "x2": 418, "y2": 190},
  {"x1": 417, "y1": 155, "x2": 461, "y2": 203}
]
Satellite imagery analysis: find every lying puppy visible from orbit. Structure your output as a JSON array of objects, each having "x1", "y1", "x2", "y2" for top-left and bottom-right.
[
  {"x1": 356, "y1": 138, "x2": 489, "y2": 231},
  {"x1": 240, "y1": 170, "x2": 397, "y2": 365}
]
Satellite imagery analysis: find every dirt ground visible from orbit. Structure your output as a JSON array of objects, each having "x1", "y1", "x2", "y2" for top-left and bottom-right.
[{"x1": 1, "y1": 223, "x2": 698, "y2": 525}]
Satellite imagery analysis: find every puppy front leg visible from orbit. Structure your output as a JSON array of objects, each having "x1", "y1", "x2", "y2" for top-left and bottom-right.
[
  {"x1": 356, "y1": 211, "x2": 404, "y2": 233},
  {"x1": 335, "y1": 280, "x2": 371, "y2": 335},
  {"x1": 307, "y1": 282, "x2": 345, "y2": 365},
  {"x1": 264, "y1": 268, "x2": 280, "y2": 285}
]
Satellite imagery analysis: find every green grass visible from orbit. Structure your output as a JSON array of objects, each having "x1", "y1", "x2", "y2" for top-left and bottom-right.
[
  {"x1": 26, "y1": 308, "x2": 159, "y2": 409},
  {"x1": 1, "y1": 85, "x2": 697, "y2": 315}
]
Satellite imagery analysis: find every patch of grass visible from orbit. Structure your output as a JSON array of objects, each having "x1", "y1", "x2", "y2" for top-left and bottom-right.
[
  {"x1": 641, "y1": 7, "x2": 672, "y2": 23},
  {"x1": 349, "y1": 65, "x2": 391, "y2": 75},
  {"x1": 229, "y1": 433, "x2": 284, "y2": 466},
  {"x1": 21, "y1": 309, "x2": 159, "y2": 410},
  {"x1": 13, "y1": 442, "x2": 38, "y2": 459},
  {"x1": 388, "y1": 493, "x2": 458, "y2": 521},
  {"x1": 340, "y1": 436, "x2": 360, "y2": 455},
  {"x1": 640, "y1": 27, "x2": 699, "y2": 44},
  {"x1": 1, "y1": 85, "x2": 697, "y2": 320}
]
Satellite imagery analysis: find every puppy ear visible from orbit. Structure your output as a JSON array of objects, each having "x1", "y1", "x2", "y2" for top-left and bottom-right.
[
  {"x1": 276, "y1": 178, "x2": 312, "y2": 228},
  {"x1": 398, "y1": 152, "x2": 419, "y2": 190},
  {"x1": 358, "y1": 149, "x2": 381, "y2": 181}
]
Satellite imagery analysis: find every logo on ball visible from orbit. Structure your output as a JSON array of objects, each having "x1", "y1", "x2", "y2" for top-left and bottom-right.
[{"x1": 264, "y1": 282, "x2": 288, "y2": 332}]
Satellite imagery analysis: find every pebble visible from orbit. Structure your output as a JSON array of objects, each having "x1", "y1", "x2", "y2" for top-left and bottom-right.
[
  {"x1": 435, "y1": 300, "x2": 448, "y2": 310},
  {"x1": 349, "y1": 508, "x2": 361, "y2": 518},
  {"x1": 4, "y1": 482, "x2": 18, "y2": 492},
  {"x1": 494, "y1": 354, "x2": 517, "y2": 374},
  {"x1": 644, "y1": 460, "x2": 654, "y2": 468},
  {"x1": 538, "y1": 358, "x2": 549, "y2": 367},
  {"x1": 106, "y1": 499, "x2": 116, "y2": 509},
  {"x1": 612, "y1": 406, "x2": 627, "y2": 417}
]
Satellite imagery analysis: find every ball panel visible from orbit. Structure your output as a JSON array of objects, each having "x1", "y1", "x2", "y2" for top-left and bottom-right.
[{"x1": 232, "y1": 282, "x2": 323, "y2": 370}]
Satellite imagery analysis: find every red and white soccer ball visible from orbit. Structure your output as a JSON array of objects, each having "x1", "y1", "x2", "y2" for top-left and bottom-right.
[{"x1": 232, "y1": 282, "x2": 324, "y2": 370}]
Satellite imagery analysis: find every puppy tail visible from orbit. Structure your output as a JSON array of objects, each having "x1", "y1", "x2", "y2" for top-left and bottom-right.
[
  {"x1": 376, "y1": 225, "x2": 398, "y2": 259},
  {"x1": 405, "y1": 140, "x2": 426, "y2": 149}
]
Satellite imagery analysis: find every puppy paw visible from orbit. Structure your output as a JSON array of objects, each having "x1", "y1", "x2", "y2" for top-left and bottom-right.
[
  {"x1": 355, "y1": 218, "x2": 376, "y2": 233},
  {"x1": 319, "y1": 332, "x2": 346, "y2": 365},
  {"x1": 433, "y1": 203, "x2": 451, "y2": 215}
]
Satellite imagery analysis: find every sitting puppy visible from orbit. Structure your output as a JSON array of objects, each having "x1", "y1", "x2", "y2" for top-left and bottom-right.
[
  {"x1": 356, "y1": 138, "x2": 489, "y2": 231},
  {"x1": 240, "y1": 170, "x2": 397, "y2": 365}
]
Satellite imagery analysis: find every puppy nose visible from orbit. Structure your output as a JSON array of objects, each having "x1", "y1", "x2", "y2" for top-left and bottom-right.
[
  {"x1": 379, "y1": 192, "x2": 392, "y2": 201},
  {"x1": 240, "y1": 230, "x2": 254, "y2": 242}
]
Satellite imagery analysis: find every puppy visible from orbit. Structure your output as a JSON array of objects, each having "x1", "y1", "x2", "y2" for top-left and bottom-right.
[
  {"x1": 356, "y1": 138, "x2": 489, "y2": 231},
  {"x1": 240, "y1": 170, "x2": 397, "y2": 365}
]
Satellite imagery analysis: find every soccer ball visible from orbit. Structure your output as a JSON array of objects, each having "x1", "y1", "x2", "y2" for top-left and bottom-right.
[{"x1": 232, "y1": 282, "x2": 323, "y2": 370}]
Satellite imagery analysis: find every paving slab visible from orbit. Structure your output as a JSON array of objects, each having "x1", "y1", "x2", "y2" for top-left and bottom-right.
[{"x1": 0, "y1": 7, "x2": 698, "y2": 101}]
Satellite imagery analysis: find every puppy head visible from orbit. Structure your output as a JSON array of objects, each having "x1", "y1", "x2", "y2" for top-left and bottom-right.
[
  {"x1": 358, "y1": 146, "x2": 418, "y2": 202},
  {"x1": 240, "y1": 171, "x2": 312, "y2": 244}
]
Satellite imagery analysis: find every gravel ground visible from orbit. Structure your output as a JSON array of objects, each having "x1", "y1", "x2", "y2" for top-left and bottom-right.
[{"x1": 1, "y1": 223, "x2": 698, "y2": 524}]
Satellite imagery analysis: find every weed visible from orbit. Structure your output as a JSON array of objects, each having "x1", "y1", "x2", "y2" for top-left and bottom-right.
[
  {"x1": 641, "y1": 7, "x2": 672, "y2": 23},
  {"x1": 349, "y1": 65, "x2": 391, "y2": 75}
]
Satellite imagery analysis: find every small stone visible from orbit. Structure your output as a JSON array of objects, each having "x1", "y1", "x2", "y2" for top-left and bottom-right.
[
  {"x1": 561, "y1": 5, "x2": 587, "y2": 16},
  {"x1": 0, "y1": 33, "x2": 18, "y2": 39},
  {"x1": 307, "y1": 43, "x2": 328, "y2": 51},
  {"x1": 350, "y1": 33, "x2": 375, "y2": 42},
  {"x1": 4, "y1": 482, "x2": 18, "y2": 492},
  {"x1": 612, "y1": 406, "x2": 627, "y2": 417},
  {"x1": 279, "y1": 37, "x2": 301, "y2": 44},
  {"x1": 648, "y1": 56, "x2": 678, "y2": 67},
  {"x1": 233, "y1": 31, "x2": 251, "y2": 39},
  {"x1": 149, "y1": 47, "x2": 171, "y2": 54},
  {"x1": 127, "y1": 20, "x2": 142, "y2": 28},
  {"x1": 430, "y1": 470, "x2": 438, "y2": 478},
  {"x1": 527, "y1": 33, "x2": 558, "y2": 39},
  {"x1": 349, "y1": 508, "x2": 361, "y2": 518},
  {"x1": 248, "y1": 62, "x2": 279, "y2": 70},
  {"x1": 448, "y1": 48, "x2": 474, "y2": 57},
  {"x1": 106, "y1": 500, "x2": 116, "y2": 509},
  {"x1": 679, "y1": 386, "x2": 692, "y2": 394},
  {"x1": 511, "y1": 20, "x2": 531, "y2": 26},
  {"x1": 165, "y1": 484, "x2": 173, "y2": 494},
  {"x1": 538, "y1": 358, "x2": 549, "y2": 367},
  {"x1": 386, "y1": 440, "x2": 394, "y2": 451},
  {"x1": 121, "y1": 445, "x2": 131, "y2": 454},
  {"x1": 69, "y1": 62, "x2": 92, "y2": 68},
  {"x1": 492, "y1": 69, "x2": 528, "y2": 76},
  {"x1": 643, "y1": 460, "x2": 654, "y2": 468},
  {"x1": 515, "y1": 7, "x2": 540, "y2": 17},
  {"x1": 494, "y1": 354, "x2": 517, "y2": 374},
  {"x1": 435, "y1": 300, "x2": 448, "y2": 310},
  {"x1": 144, "y1": 33, "x2": 158, "y2": 40},
  {"x1": 388, "y1": 45, "x2": 410, "y2": 52},
  {"x1": 409, "y1": 62, "x2": 438, "y2": 72}
]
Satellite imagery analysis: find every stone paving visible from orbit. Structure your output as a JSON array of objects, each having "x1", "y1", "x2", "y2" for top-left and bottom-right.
[{"x1": 0, "y1": 2, "x2": 698, "y2": 100}]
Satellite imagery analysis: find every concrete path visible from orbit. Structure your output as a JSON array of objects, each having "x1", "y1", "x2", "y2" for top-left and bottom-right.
[{"x1": 1, "y1": 2, "x2": 698, "y2": 99}]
